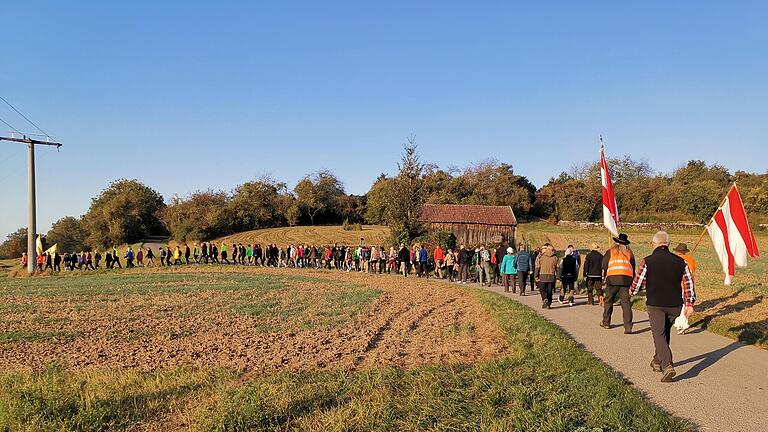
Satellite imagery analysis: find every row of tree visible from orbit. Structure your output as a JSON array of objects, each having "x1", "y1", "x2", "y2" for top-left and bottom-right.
[
  {"x1": 535, "y1": 159, "x2": 768, "y2": 224},
  {"x1": 1, "y1": 141, "x2": 766, "y2": 258}
]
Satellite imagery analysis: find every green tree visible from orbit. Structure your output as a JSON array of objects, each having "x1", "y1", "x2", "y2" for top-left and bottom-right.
[
  {"x1": 225, "y1": 178, "x2": 291, "y2": 232},
  {"x1": 678, "y1": 180, "x2": 724, "y2": 222},
  {"x1": 294, "y1": 169, "x2": 346, "y2": 225},
  {"x1": 534, "y1": 174, "x2": 599, "y2": 221},
  {"x1": 46, "y1": 216, "x2": 88, "y2": 252},
  {"x1": 83, "y1": 179, "x2": 166, "y2": 248},
  {"x1": 364, "y1": 174, "x2": 393, "y2": 225},
  {"x1": 673, "y1": 160, "x2": 732, "y2": 186},
  {"x1": 386, "y1": 137, "x2": 426, "y2": 243},
  {"x1": 460, "y1": 160, "x2": 537, "y2": 215},
  {"x1": 0, "y1": 228, "x2": 28, "y2": 259},
  {"x1": 160, "y1": 190, "x2": 229, "y2": 242}
]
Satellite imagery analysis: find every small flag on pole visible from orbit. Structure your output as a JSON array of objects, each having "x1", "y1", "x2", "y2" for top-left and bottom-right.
[
  {"x1": 35, "y1": 235, "x2": 44, "y2": 255},
  {"x1": 600, "y1": 137, "x2": 619, "y2": 237},
  {"x1": 707, "y1": 184, "x2": 760, "y2": 285}
]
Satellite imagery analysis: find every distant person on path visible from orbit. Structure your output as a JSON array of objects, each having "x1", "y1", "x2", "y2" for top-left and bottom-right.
[
  {"x1": 494, "y1": 243, "x2": 507, "y2": 285},
  {"x1": 136, "y1": 249, "x2": 143, "y2": 267},
  {"x1": 535, "y1": 244, "x2": 559, "y2": 309},
  {"x1": 104, "y1": 251, "x2": 113, "y2": 269},
  {"x1": 601, "y1": 233, "x2": 636, "y2": 333},
  {"x1": 184, "y1": 244, "x2": 191, "y2": 265},
  {"x1": 583, "y1": 243, "x2": 604, "y2": 306},
  {"x1": 630, "y1": 231, "x2": 696, "y2": 383},
  {"x1": 125, "y1": 247, "x2": 135, "y2": 268},
  {"x1": 433, "y1": 244, "x2": 444, "y2": 278},
  {"x1": 193, "y1": 242, "x2": 200, "y2": 263},
  {"x1": 479, "y1": 246, "x2": 492, "y2": 287},
  {"x1": 158, "y1": 247, "x2": 166, "y2": 266},
  {"x1": 220, "y1": 242, "x2": 229, "y2": 264},
  {"x1": 397, "y1": 243, "x2": 409, "y2": 276},
  {"x1": 145, "y1": 247, "x2": 154, "y2": 266},
  {"x1": 458, "y1": 245, "x2": 471, "y2": 284},
  {"x1": 559, "y1": 246, "x2": 579, "y2": 306},
  {"x1": 174, "y1": 246, "x2": 182, "y2": 265},
  {"x1": 515, "y1": 243, "x2": 533, "y2": 295},
  {"x1": 201, "y1": 242, "x2": 209, "y2": 264},
  {"x1": 445, "y1": 249, "x2": 456, "y2": 282},
  {"x1": 673, "y1": 243, "x2": 697, "y2": 278},
  {"x1": 500, "y1": 247, "x2": 518, "y2": 293},
  {"x1": 20, "y1": 252, "x2": 28, "y2": 269},
  {"x1": 112, "y1": 248, "x2": 122, "y2": 268}
]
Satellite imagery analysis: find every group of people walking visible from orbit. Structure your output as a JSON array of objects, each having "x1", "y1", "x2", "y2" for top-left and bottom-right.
[{"x1": 20, "y1": 230, "x2": 697, "y2": 383}]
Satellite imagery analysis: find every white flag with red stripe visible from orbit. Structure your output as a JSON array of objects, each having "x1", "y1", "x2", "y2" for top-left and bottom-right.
[
  {"x1": 707, "y1": 185, "x2": 760, "y2": 285},
  {"x1": 600, "y1": 142, "x2": 619, "y2": 236}
]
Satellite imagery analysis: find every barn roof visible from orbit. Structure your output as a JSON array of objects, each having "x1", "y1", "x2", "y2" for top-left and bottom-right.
[{"x1": 420, "y1": 204, "x2": 517, "y2": 226}]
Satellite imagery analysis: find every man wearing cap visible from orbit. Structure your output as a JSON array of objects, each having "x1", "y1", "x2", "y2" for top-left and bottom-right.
[
  {"x1": 631, "y1": 231, "x2": 696, "y2": 382},
  {"x1": 583, "y1": 243, "x2": 604, "y2": 306},
  {"x1": 601, "y1": 233, "x2": 636, "y2": 333}
]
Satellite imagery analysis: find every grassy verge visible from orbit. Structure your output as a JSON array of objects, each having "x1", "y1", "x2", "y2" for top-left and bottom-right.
[{"x1": 0, "y1": 284, "x2": 692, "y2": 431}]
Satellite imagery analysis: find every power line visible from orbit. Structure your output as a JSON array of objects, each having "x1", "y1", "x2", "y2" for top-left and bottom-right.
[
  {"x1": 0, "y1": 115, "x2": 22, "y2": 135},
  {"x1": 0, "y1": 95, "x2": 53, "y2": 139}
]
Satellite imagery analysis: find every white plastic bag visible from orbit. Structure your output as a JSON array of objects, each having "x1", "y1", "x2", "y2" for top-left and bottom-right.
[{"x1": 673, "y1": 309, "x2": 690, "y2": 335}]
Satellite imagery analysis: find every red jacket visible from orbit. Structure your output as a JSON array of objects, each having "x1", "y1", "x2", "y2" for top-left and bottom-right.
[{"x1": 434, "y1": 247, "x2": 444, "y2": 261}]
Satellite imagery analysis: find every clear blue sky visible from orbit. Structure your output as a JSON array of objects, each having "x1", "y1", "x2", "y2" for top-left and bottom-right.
[{"x1": 1, "y1": 1, "x2": 766, "y2": 239}]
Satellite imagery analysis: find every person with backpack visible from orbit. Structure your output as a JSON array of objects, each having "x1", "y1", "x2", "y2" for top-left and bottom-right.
[
  {"x1": 535, "y1": 244, "x2": 560, "y2": 309},
  {"x1": 159, "y1": 247, "x2": 166, "y2": 266},
  {"x1": 515, "y1": 243, "x2": 533, "y2": 295},
  {"x1": 583, "y1": 243, "x2": 604, "y2": 306},
  {"x1": 125, "y1": 247, "x2": 135, "y2": 268},
  {"x1": 479, "y1": 246, "x2": 492, "y2": 287},
  {"x1": 559, "y1": 247, "x2": 579, "y2": 306}
]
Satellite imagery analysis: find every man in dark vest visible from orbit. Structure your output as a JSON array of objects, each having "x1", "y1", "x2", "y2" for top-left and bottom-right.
[{"x1": 630, "y1": 231, "x2": 696, "y2": 383}]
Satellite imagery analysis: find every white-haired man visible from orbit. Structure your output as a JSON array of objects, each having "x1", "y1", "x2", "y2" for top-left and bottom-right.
[{"x1": 630, "y1": 231, "x2": 696, "y2": 383}]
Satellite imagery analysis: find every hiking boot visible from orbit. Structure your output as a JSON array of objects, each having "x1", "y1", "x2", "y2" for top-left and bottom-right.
[
  {"x1": 651, "y1": 358, "x2": 662, "y2": 372},
  {"x1": 519, "y1": 291, "x2": 525, "y2": 296},
  {"x1": 587, "y1": 296, "x2": 594, "y2": 305},
  {"x1": 542, "y1": 301, "x2": 548, "y2": 309},
  {"x1": 624, "y1": 327, "x2": 633, "y2": 334},
  {"x1": 557, "y1": 296, "x2": 564, "y2": 304},
  {"x1": 546, "y1": 301, "x2": 551, "y2": 309},
  {"x1": 661, "y1": 367, "x2": 676, "y2": 383},
  {"x1": 568, "y1": 300, "x2": 574, "y2": 307},
  {"x1": 600, "y1": 322, "x2": 611, "y2": 329}
]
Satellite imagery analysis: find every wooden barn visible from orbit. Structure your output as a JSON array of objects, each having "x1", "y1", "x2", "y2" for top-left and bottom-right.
[{"x1": 419, "y1": 204, "x2": 517, "y2": 247}]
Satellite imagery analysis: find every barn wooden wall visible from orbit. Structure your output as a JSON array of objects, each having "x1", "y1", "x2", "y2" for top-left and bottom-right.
[{"x1": 425, "y1": 223, "x2": 516, "y2": 247}]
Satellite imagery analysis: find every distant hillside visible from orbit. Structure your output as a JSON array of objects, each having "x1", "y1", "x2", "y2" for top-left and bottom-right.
[{"x1": 214, "y1": 225, "x2": 390, "y2": 246}]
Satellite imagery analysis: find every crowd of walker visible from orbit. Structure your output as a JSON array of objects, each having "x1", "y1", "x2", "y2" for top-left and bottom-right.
[{"x1": 19, "y1": 230, "x2": 697, "y2": 383}]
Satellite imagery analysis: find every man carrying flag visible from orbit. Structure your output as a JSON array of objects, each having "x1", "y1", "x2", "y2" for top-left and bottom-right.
[{"x1": 702, "y1": 184, "x2": 760, "y2": 285}]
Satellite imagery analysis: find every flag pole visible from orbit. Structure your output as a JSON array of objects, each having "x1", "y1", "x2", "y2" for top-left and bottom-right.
[{"x1": 691, "y1": 183, "x2": 736, "y2": 254}]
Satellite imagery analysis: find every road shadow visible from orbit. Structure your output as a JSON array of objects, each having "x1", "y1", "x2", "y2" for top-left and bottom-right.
[{"x1": 674, "y1": 341, "x2": 744, "y2": 381}]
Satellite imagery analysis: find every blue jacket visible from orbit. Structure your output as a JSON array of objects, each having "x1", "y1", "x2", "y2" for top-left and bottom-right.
[
  {"x1": 419, "y1": 248, "x2": 428, "y2": 262},
  {"x1": 515, "y1": 250, "x2": 533, "y2": 272},
  {"x1": 500, "y1": 254, "x2": 517, "y2": 275}
]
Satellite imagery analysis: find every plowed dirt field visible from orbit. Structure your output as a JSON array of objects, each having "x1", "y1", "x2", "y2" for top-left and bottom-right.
[{"x1": 0, "y1": 268, "x2": 506, "y2": 372}]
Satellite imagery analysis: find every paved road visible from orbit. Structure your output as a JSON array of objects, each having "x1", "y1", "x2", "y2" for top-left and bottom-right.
[{"x1": 473, "y1": 283, "x2": 768, "y2": 431}]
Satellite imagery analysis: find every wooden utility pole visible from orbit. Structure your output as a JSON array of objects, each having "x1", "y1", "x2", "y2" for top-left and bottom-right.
[{"x1": 0, "y1": 135, "x2": 62, "y2": 274}]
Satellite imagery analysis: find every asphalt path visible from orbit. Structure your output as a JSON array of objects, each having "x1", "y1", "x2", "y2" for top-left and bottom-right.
[{"x1": 471, "y1": 282, "x2": 768, "y2": 431}]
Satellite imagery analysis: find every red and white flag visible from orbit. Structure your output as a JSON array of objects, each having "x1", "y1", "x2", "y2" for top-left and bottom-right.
[
  {"x1": 600, "y1": 141, "x2": 619, "y2": 236},
  {"x1": 707, "y1": 185, "x2": 760, "y2": 285}
]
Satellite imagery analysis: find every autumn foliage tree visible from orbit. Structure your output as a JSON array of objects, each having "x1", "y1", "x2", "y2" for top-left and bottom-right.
[{"x1": 83, "y1": 179, "x2": 166, "y2": 248}]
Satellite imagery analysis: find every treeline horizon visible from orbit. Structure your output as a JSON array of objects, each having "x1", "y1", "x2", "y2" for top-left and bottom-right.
[{"x1": 1, "y1": 144, "x2": 766, "y2": 258}]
